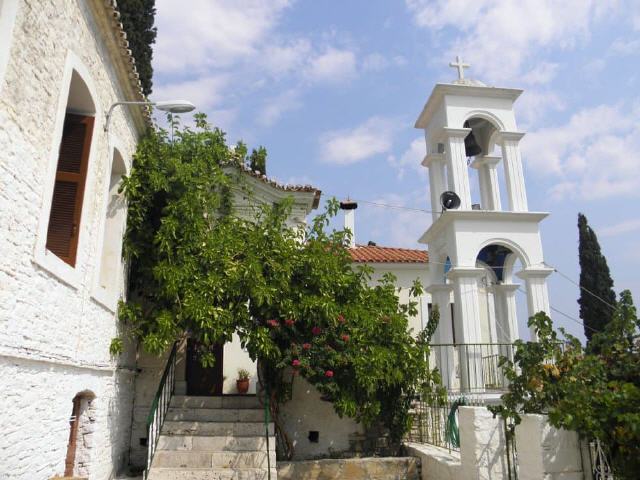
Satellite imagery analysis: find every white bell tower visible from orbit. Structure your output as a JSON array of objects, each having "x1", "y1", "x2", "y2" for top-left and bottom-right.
[{"x1": 417, "y1": 58, "x2": 553, "y2": 390}]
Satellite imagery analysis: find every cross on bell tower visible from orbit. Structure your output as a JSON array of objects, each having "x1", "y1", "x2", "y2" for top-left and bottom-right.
[{"x1": 449, "y1": 55, "x2": 470, "y2": 80}]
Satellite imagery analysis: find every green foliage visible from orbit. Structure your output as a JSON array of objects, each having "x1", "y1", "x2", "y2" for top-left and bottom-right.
[
  {"x1": 248, "y1": 146, "x2": 267, "y2": 174},
  {"x1": 578, "y1": 213, "x2": 616, "y2": 342},
  {"x1": 118, "y1": 0, "x2": 157, "y2": 96},
  {"x1": 118, "y1": 115, "x2": 437, "y2": 450},
  {"x1": 237, "y1": 369, "x2": 250, "y2": 380},
  {"x1": 491, "y1": 293, "x2": 640, "y2": 478},
  {"x1": 109, "y1": 337, "x2": 124, "y2": 356}
]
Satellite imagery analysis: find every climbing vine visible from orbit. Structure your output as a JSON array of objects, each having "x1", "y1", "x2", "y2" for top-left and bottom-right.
[
  {"x1": 116, "y1": 115, "x2": 439, "y2": 455},
  {"x1": 491, "y1": 292, "x2": 640, "y2": 479}
]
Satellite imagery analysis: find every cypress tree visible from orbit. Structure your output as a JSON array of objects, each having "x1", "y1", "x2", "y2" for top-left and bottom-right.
[
  {"x1": 118, "y1": 0, "x2": 157, "y2": 96},
  {"x1": 577, "y1": 213, "x2": 616, "y2": 342}
]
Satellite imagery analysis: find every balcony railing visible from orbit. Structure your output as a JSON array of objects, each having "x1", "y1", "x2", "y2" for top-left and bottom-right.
[{"x1": 429, "y1": 343, "x2": 516, "y2": 394}]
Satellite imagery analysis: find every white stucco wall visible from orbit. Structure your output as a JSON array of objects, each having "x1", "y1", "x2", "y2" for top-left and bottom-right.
[
  {"x1": 0, "y1": 1, "x2": 143, "y2": 478},
  {"x1": 279, "y1": 376, "x2": 364, "y2": 460},
  {"x1": 361, "y1": 264, "x2": 434, "y2": 336}
]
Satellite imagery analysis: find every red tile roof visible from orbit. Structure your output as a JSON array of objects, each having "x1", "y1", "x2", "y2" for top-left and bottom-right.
[{"x1": 349, "y1": 245, "x2": 429, "y2": 264}]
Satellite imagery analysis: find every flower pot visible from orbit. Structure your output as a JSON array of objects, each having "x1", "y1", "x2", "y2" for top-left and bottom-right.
[{"x1": 236, "y1": 378, "x2": 250, "y2": 394}]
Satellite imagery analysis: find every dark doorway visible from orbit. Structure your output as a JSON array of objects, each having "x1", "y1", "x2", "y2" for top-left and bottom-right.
[
  {"x1": 186, "y1": 339, "x2": 224, "y2": 396},
  {"x1": 64, "y1": 396, "x2": 82, "y2": 476}
]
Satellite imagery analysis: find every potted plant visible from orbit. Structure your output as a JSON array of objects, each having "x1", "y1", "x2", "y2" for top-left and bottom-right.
[{"x1": 236, "y1": 369, "x2": 250, "y2": 394}]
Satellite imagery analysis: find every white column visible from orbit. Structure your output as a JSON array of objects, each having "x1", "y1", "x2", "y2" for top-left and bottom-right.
[
  {"x1": 499, "y1": 131, "x2": 528, "y2": 212},
  {"x1": 448, "y1": 267, "x2": 485, "y2": 392},
  {"x1": 423, "y1": 152, "x2": 447, "y2": 222},
  {"x1": 491, "y1": 284, "x2": 520, "y2": 343},
  {"x1": 470, "y1": 155, "x2": 502, "y2": 211},
  {"x1": 427, "y1": 284, "x2": 455, "y2": 389},
  {"x1": 517, "y1": 268, "x2": 553, "y2": 341},
  {"x1": 443, "y1": 128, "x2": 472, "y2": 210}
]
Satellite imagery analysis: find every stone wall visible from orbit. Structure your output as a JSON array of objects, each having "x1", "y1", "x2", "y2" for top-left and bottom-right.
[
  {"x1": 278, "y1": 457, "x2": 420, "y2": 480},
  {"x1": 0, "y1": 1, "x2": 143, "y2": 478}
]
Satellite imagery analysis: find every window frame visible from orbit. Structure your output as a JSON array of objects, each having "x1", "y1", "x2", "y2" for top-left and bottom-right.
[{"x1": 34, "y1": 52, "x2": 101, "y2": 288}]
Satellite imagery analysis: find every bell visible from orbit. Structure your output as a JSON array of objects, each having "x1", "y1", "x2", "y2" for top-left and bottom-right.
[{"x1": 463, "y1": 121, "x2": 482, "y2": 157}]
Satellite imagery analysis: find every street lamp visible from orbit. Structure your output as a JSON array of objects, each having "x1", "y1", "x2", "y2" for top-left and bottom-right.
[{"x1": 104, "y1": 99, "x2": 196, "y2": 132}]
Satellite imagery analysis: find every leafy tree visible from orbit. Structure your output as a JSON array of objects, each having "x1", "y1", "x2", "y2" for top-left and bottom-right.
[
  {"x1": 491, "y1": 292, "x2": 640, "y2": 478},
  {"x1": 117, "y1": 114, "x2": 438, "y2": 456},
  {"x1": 578, "y1": 213, "x2": 616, "y2": 342},
  {"x1": 248, "y1": 146, "x2": 267, "y2": 174},
  {"x1": 118, "y1": 0, "x2": 157, "y2": 96}
]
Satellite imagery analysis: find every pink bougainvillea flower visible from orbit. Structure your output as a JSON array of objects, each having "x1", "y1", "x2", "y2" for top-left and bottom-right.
[
  {"x1": 292, "y1": 359, "x2": 301, "y2": 367},
  {"x1": 324, "y1": 370, "x2": 334, "y2": 378},
  {"x1": 285, "y1": 318, "x2": 295, "y2": 327},
  {"x1": 302, "y1": 343, "x2": 311, "y2": 350},
  {"x1": 312, "y1": 326, "x2": 322, "y2": 335},
  {"x1": 337, "y1": 314, "x2": 345, "y2": 324},
  {"x1": 341, "y1": 334, "x2": 350, "y2": 342},
  {"x1": 266, "y1": 319, "x2": 280, "y2": 328}
]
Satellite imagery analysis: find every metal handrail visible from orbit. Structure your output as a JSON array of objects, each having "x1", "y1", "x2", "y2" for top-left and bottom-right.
[{"x1": 144, "y1": 341, "x2": 178, "y2": 479}]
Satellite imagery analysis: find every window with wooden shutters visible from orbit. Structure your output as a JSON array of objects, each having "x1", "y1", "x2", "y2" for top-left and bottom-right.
[{"x1": 45, "y1": 113, "x2": 94, "y2": 266}]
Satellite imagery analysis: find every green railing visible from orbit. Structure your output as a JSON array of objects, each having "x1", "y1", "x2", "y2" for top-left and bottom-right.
[{"x1": 144, "y1": 341, "x2": 178, "y2": 479}]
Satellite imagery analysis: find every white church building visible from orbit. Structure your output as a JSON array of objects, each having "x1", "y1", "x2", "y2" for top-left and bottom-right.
[{"x1": 0, "y1": 1, "x2": 554, "y2": 478}]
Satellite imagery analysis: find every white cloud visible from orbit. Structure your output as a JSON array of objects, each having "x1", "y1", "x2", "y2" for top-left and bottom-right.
[
  {"x1": 152, "y1": 74, "x2": 230, "y2": 112},
  {"x1": 610, "y1": 38, "x2": 640, "y2": 55},
  {"x1": 521, "y1": 101, "x2": 640, "y2": 200},
  {"x1": 522, "y1": 62, "x2": 559, "y2": 85},
  {"x1": 599, "y1": 219, "x2": 640, "y2": 237},
  {"x1": 387, "y1": 138, "x2": 426, "y2": 179},
  {"x1": 405, "y1": 0, "x2": 617, "y2": 84},
  {"x1": 362, "y1": 53, "x2": 408, "y2": 72},
  {"x1": 154, "y1": 0, "x2": 293, "y2": 73},
  {"x1": 257, "y1": 89, "x2": 302, "y2": 127},
  {"x1": 319, "y1": 116, "x2": 398, "y2": 164},
  {"x1": 260, "y1": 39, "x2": 312, "y2": 76},
  {"x1": 306, "y1": 48, "x2": 357, "y2": 84},
  {"x1": 515, "y1": 90, "x2": 566, "y2": 128}
]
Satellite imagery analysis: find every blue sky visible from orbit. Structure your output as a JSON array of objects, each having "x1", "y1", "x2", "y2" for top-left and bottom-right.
[{"x1": 151, "y1": 0, "x2": 640, "y2": 340}]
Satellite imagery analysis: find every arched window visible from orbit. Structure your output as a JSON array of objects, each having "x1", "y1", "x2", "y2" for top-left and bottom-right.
[
  {"x1": 45, "y1": 71, "x2": 96, "y2": 266},
  {"x1": 96, "y1": 148, "x2": 127, "y2": 303}
]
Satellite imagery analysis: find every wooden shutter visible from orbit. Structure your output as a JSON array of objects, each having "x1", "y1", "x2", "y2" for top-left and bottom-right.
[{"x1": 46, "y1": 113, "x2": 94, "y2": 266}]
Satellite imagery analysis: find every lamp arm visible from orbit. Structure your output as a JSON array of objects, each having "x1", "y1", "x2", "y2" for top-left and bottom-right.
[{"x1": 104, "y1": 101, "x2": 155, "y2": 133}]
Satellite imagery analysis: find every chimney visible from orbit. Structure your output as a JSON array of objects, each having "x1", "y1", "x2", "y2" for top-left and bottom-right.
[{"x1": 340, "y1": 199, "x2": 358, "y2": 248}]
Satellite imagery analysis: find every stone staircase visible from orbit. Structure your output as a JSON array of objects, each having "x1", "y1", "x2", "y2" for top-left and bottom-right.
[{"x1": 147, "y1": 395, "x2": 276, "y2": 480}]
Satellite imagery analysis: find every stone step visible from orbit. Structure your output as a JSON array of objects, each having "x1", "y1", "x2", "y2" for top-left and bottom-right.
[
  {"x1": 158, "y1": 435, "x2": 275, "y2": 452},
  {"x1": 170, "y1": 396, "x2": 261, "y2": 410},
  {"x1": 162, "y1": 421, "x2": 274, "y2": 437},
  {"x1": 166, "y1": 408, "x2": 264, "y2": 423},
  {"x1": 148, "y1": 468, "x2": 277, "y2": 480},
  {"x1": 152, "y1": 450, "x2": 276, "y2": 469}
]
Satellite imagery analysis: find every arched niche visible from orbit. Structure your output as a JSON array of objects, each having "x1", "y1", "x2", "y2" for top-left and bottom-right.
[
  {"x1": 96, "y1": 147, "x2": 127, "y2": 306},
  {"x1": 64, "y1": 391, "x2": 97, "y2": 477}
]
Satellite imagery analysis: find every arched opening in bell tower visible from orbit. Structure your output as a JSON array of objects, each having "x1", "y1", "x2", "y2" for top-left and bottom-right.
[{"x1": 463, "y1": 115, "x2": 505, "y2": 212}]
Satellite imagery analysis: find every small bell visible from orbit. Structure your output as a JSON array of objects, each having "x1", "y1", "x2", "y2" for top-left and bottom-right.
[{"x1": 463, "y1": 121, "x2": 482, "y2": 157}]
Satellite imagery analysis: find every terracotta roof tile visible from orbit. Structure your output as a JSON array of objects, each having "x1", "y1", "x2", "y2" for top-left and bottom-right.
[{"x1": 349, "y1": 245, "x2": 429, "y2": 263}]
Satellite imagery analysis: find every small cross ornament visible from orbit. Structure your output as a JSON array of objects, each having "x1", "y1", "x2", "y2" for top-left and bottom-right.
[{"x1": 449, "y1": 55, "x2": 470, "y2": 80}]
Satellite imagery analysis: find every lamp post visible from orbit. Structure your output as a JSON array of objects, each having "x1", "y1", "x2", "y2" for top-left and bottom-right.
[{"x1": 104, "y1": 99, "x2": 195, "y2": 132}]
